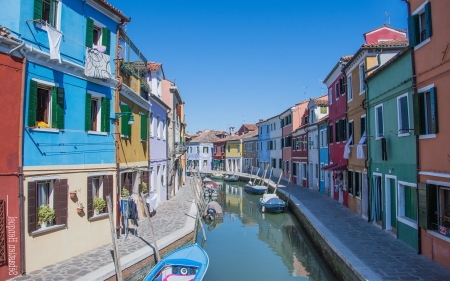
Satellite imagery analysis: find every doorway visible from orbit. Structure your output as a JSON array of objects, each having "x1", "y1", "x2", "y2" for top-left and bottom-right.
[
  {"x1": 385, "y1": 176, "x2": 397, "y2": 233},
  {"x1": 362, "y1": 172, "x2": 368, "y2": 219}
]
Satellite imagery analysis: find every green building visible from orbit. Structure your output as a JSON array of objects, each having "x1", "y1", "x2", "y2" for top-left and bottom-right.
[{"x1": 366, "y1": 49, "x2": 418, "y2": 250}]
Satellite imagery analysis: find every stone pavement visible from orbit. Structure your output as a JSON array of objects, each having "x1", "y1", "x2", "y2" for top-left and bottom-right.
[
  {"x1": 11, "y1": 182, "x2": 196, "y2": 281},
  {"x1": 270, "y1": 176, "x2": 450, "y2": 281}
]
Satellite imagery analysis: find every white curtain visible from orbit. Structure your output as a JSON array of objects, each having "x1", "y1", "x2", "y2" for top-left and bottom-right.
[
  {"x1": 343, "y1": 135, "x2": 353, "y2": 159},
  {"x1": 357, "y1": 131, "x2": 367, "y2": 159},
  {"x1": 43, "y1": 23, "x2": 62, "y2": 63}
]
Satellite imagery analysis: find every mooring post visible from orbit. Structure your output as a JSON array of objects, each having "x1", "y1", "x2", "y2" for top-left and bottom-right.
[
  {"x1": 140, "y1": 192, "x2": 161, "y2": 262},
  {"x1": 106, "y1": 195, "x2": 123, "y2": 281}
]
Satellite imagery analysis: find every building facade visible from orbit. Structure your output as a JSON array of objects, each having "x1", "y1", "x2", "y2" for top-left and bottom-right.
[
  {"x1": 291, "y1": 101, "x2": 309, "y2": 185},
  {"x1": 267, "y1": 115, "x2": 283, "y2": 178},
  {"x1": 257, "y1": 119, "x2": 271, "y2": 176},
  {"x1": 225, "y1": 136, "x2": 243, "y2": 173},
  {"x1": 318, "y1": 117, "x2": 329, "y2": 194},
  {"x1": 242, "y1": 131, "x2": 259, "y2": 174},
  {"x1": 186, "y1": 130, "x2": 219, "y2": 172}
]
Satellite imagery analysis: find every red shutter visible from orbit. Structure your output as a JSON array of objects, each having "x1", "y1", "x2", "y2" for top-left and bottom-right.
[
  {"x1": 54, "y1": 179, "x2": 68, "y2": 225},
  {"x1": 28, "y1": 182, "x2": 37, "y2": 233},
  {"x1": 87, "y1": 177, "x2": 93, "y2": 218}
]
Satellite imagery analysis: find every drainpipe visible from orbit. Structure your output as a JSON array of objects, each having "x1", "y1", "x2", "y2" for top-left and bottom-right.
[
  {"x1": 363, "y1": 81, "x2": 371, "y2": 223},
  {"x1": 401, "y1": 0, "x2": 421, "y2": 255}
]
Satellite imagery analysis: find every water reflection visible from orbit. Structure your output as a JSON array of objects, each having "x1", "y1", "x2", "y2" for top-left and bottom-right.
[{"x1": 199, "y1": 181, "x2": 338, "y2": 280}]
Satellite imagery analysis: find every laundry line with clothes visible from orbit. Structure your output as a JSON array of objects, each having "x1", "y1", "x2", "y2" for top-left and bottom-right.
[{"x1": 120, "y1": 196, "x2": 139, "y2": 239}]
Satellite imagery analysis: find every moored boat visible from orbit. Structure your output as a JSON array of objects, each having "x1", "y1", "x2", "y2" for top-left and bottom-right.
[
  {"x1": 259, "y1": 194, "x2": 286, "y2": 213},
  {"x1": 143, "y1": 243, "x2": 209, "y2": 281},
  {"x1": 203, "y1": 201, "x2": 223, "y2": 220},
  {"x1": 223, "y1": 174, "x2": 239, "y2": 182},
  {"x1": 244, "y1": 182, "x2": 268, "y2": 195},
  {"x1": 209, "y1": 173, "x2": 223, "y2": 180}
]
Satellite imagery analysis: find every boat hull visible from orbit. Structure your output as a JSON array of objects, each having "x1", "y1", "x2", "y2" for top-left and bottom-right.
[
  {"x1": 259, "y1": 198, "x2": 286, "y2": 213},
  {"x1": 244, "y1": 184, "x2": 267, "y2": 195}
]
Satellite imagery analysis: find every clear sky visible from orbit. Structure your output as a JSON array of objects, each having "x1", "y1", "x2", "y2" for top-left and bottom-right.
[{"x1": 107, "y1": 0, "x2": 408, "y2": 134}]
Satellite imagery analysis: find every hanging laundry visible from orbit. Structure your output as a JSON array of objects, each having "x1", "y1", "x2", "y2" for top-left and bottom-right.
[
  {"x1": 85, "y1": 47, "x2": 111, "y2": 80},
  {"x1": 43, "y1": 22, "x2": 62, "y2": 63},
  {"x1": 343, "y1": 134, "x2": 353, "y2": 159},
  {"x1": 357, "y1": 131, "x2": 367, "y2": 159}
]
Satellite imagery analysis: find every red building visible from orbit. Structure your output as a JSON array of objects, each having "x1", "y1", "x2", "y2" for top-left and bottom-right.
[
  {"x1": 322, "y1": 55, "x2": 353, "y2": 206},
  {"x1": 0, "y1": 37, "x2": 24, "y2": 279},
  {"x1": 236, "y1": 124, "x2": 257, "y2": 136},
  {"x1": 291, "y1": 102, "x2": 309, "y2": 185}
]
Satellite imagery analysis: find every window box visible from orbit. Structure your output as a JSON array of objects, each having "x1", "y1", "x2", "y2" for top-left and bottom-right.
[{"x1": 120, "y1": 62, "x2": 135, "y2": 76}]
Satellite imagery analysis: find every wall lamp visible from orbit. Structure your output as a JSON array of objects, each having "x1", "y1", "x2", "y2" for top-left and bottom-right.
[{"x1": 114, "y1": 112, "x2": 135, "y2": 125}]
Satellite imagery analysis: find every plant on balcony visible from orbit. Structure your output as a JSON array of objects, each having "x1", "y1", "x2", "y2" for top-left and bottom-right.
[
  {"x1": 120, "y1": 62, "x2": 134, "y2": 76},
  {"x1": 141, "y1": 81, "x2": 150, "y2": 93},
  {"x1": 93, "y1": 196, "x2": 106, "y2": 215},
  {"x1": 38, "y1": 205, "x2": 55, "y2": 228},
  {"x1": 121, "y1": 187, "x2": 130, "y2": 198}
]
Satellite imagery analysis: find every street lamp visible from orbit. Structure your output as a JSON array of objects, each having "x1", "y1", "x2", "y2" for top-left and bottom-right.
[{"x1": 114, "y1": 112, "x2": 135, "y2": 125}]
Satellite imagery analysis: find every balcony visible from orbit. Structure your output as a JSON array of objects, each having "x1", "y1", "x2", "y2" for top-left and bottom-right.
[{"x1": 172, "y1": 142, "x2": 187, "y2": 156}]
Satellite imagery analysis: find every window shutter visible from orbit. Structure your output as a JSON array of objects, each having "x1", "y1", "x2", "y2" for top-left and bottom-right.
[
  {"x1": 101, "y1": 98, "x2": 110, "y2": 133},
  {"x1": 51, "y1": 87, "x2": 57, "y2": 129},
  {"x1": 86, "y1": 18, "x2": 94, "y2": 48},
  {"x1": 124, "y1": 172, "x2": 132, "y2": 194},
  {"x1": 425, "y1": 2, "x2": 432, "y2": 39},
  {"x1": 28, "y1": 182, "x2": 37, "y2": 233},
  {"x1": 87, "y1": 177, "x2": 93, "y2": 218},
  {"x1": 54, "y1": 179, "x2": 68, "y2": 225},
  {"x1": 429, "y1": 87, "x2": 438, "y2": 134},
  {"x1": 418, "y1": 183, "x2": 437, "y2": 229},
  {"x1": 120, "y1": 104, "x2": 130, "y2": 136},
  {"x1": 141, "y1": 114, "x2": 148, "y2": 140},
  {"x1": 56, "y1": 88, "x2": 65, "y2": 129},
  {"x1": 85, "y1": 93, "x2": 92, "y2": 131},
  {"x1": 103, "y1": 175, "x2": 113, "y2": 212},
  {"x1": 408, "y1": 15, "x2": 420, "y2": 48},
  {"x1": 101, "y1": 27, "x2": 111, "y2": 55},
  {"x1": 413, "y1": 93, "x2": 422, "y2": 135},
  {"x1": 28, "y1": 80, "x2": 38, "y2": 127},
  {"x1": 33, "y1": 0, "x2": 43, "y2": 21}
]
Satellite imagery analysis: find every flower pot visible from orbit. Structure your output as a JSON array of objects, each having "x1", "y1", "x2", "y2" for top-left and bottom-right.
[
  {"x1": 94, "y1": 209, "x2": 99, "y2": 216},
  {"x1": 77, "y1": 207, "x2": 84, "y2": 214},
  {"x1": 41, "y1": 222, "x2": 47, "y2": 229},
  {"x1": 70, "y1": 192, "x2": 77, "y2": 199}
]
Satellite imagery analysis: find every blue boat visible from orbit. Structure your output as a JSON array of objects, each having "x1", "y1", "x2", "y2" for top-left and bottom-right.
[
  {"x1": 143, "y1": 244, "x2": 209, "y2": 281},
  {"x1": 244, "y1": 182, "x2": 267, "y2": 195},
  {"x1": 259, "y1": 194, "x2": 286, "y2": 213}
]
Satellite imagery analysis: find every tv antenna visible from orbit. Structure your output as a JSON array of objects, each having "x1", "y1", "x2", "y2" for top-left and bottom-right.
[
  {"x1": 319, "y1": 79, "x2": 325, "y2": 95},
  {"x1": 303, "y1": 86, "x2": 308, "y2": 95},
  {"x1": 384, "y1": 11, "x2": 390, "y2": 26},
  {"x1": 242, "y1": 115, "x2": 245, "y2": 123}
]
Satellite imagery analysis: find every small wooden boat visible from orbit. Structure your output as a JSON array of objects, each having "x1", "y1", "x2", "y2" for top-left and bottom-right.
[
  {"x1": 259, "y1": 194, "x2": 286, "y2": 213},
  {"x1": 143, "y1": 244, "x2": 209, "y2": 281},
  {"x1": 209, "y1": 173, "x2": 223, "y2": 180},
  {"x1": 244, "y1": 182, "x2": 267, "y2": 195},
  {"x1": 203, "y1": 201, "x2": 223, "y2": 220},
  {"x1": 203, "y1": 181, "x2": 218, "y2": 189},
  {"x1": 223, "y1": 174, "x2": 239, "y2": 182}
]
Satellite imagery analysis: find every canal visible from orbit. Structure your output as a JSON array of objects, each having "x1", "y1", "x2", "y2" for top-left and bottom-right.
[{"x1": 197, "y1": 179, "x2": 338, "y2": 281}]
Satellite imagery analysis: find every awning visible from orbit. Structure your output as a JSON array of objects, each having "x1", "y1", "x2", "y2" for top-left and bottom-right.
[
  {"x1": 331, "y1": 164, "x2": 347, "y2": 171},
  {"x1": 322, "y1": 163, "x2": 338, "y2": 170}
]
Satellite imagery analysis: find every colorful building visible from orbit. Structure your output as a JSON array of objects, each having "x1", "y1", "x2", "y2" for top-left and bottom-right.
[
  {"x1": 318, "y1": 116, "x2": 329, "y2": 194},
  {"x1": 407, "y1": 0, "x2": 450, "y2": 269},
  {"x1": 291, "y1": 101, "x2": 309, "y2": 186},
  {"x1": 242, "y1": 131, "x2": 259, "y2": 174},
  {"x1": 0, "y1": 30, "x2": 24, "y2": 279},
  {"x1": 267, "y1": 115, "x2": 283, "y2": 178},
  {"x1": 322, "y1": 55, "x2": 352, "y2": 202},
  {"x1": 343, "y1": 26, "x2": 407, "y2": 215},
  {"x1": 225, "y1": 135, "x2": 243, "y2": 173},
  {"x1": 257, "y1": 119, "x2": 271, "y2": 176},
  {"x1": 186, "y1": 130, "x2": 219, "y2": 171},
  {"x1": 280, "y1": 108, "x2": 294, "y2": 181},
  {"x1": 366, "y1": 49, "x2": 417, "y2": 249}
]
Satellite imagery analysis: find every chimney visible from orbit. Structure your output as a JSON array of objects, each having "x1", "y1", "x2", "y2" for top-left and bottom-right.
[{"x1": 229, "y1": 126, "x2": 235, "y2": 135}]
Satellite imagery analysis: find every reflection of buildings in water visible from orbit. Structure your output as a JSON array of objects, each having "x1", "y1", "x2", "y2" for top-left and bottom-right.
[{"x1": 224, "y1": 183, "x2": 243, "y2": 215}]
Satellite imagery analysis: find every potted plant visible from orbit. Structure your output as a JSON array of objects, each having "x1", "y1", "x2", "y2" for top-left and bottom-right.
[
  {"x1": 141, "y1": 182, "x2": 148, "y2": 195},
  {"x1": 121, "y1": 187, "x2": 130, "y2": 199},
  {"x1": 38, "y1": 205, "x2": 55, "y2": 229},
  {"x1": 93, "y1": 197, "x2": 106, "y2": 215},
  {"x1": 77, "y1": 202, "x2": 84, "y2": 214},
  {"x1": 69, "y1": 190, "x2": 77, "y2": 199}
]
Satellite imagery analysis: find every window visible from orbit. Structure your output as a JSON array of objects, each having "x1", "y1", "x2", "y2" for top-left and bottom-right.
[
  {"x1": 328, "y1": 124, "x2": 333, "y2": 144},
  {"x1": 348, "y1": 75, "x2": 353, "y2": 101},
  {"x1": 320, "y1": 106, "x2": 327, "y2": 114},
  {"x1": 286, "y1": 161, "x2": 290, "y2": 173},
  {"x1": 156, "y1": 117, "x2": 161, "y2": 138},
  {"x1": 214, "y1": 146, "x2": 217, "y2": 153},
  {"x1": 37, "y1": 181, "x2": 53, "y2": 212},
  {"x1": 413, "y1": 87, "x2": 437, "y2": 136},
  {"x1": 292, "y1": 162, "x2": 297, "y2": 176},
  {"x1": 269, "y1": 140, "x2": 273, "y2": 150},
  {"x1": 348, "y1": 121, "x2": 354, "y2": 144},
  {"x1": 272, "y1": 158, "x2": 276, "y2": 168},
  {"x1": 203, "y1": 147, "x2": 209, "y2": 153},
  {"x1": 85, "y1": 94, "x2": 110, "y2": 133},
  {"x1": 335, "y1": 83, "x2": 339, "y2": 100},
  {"x1": 359, "y1": 63, "x2": 366, "y2": 93},
  {"x1": 266, "y1": 125, "x2": 269, "y2": 133},
  {"x1": 140, "y1": 113, "x2": 148, "y2": 141},
  {"x1": 360, "y1": 115, "x2": 366, "y2": 143},
  {"x1": 397, "y1": 94, "x2": 410, "y2": 135},
  {"x1": 203, "y1": 160, "x2": 207, "y2": 167},
  {"x1": 85, "y1": 18, "x2": 111, "y2": 55},
  {"x1": 28, "y1": 80, "x2": 65, "y2": 129},
  {"x1": 228, "y1": 145, "x2": 230, "y2": 152},
  {"x1": 279, "y1": 159, "x2": 282, "y2": 170},
  {"x1": 302, "y1": 163, "x2": 307, "y2": 179},
  {"x1": 237, "y1": 145, "x2": 240, "y2": 153},
  {"x1": 354, "y1": 172, "x2": 361, "y2": 197},
  {"x1": 33, "y1": 0, "x2": 59, "y2": 28},
  {"x1": 197, "y1": 146, "x2": 199, "y2": 153},
  {"x1": 150, "y1": 113, "x2": 154, "y2": 137},
  {"x1": 273, "y1": 123, "x2": 276, "y2": 130},
  {"x1": 308, "y1": 136, "x2": 312, "y2": 149},
  {"x1": 296, "y1": 138, "x2": 300, "y2": 150},
  {"x1": 315, "y1": 164, "x2": 318, "y2": 179},
  {"x1": 408, "y1": 2, "x2": 432, "y2": 48},
  {"x1": 324, "y1": 128, "x2": 328, "y2": 147},
  {"x1": 266, "y1": 141, "x2": 269, "y2": 150},
  {"x1": 340, "y1": 76, "x2": 346, "y2": 95},
  {"x1": 328, "y1": 88, "x2": 332, "y2": 105},
  {"x1": 320, "y1": 163, "x2": 324, "y2": 181},
  {"x1": 273, "y1": 140, "x2": 276, "y2": 150},
  {"x1": 347, "y1": 171, "x2": 354, "y2": 195},
  {"x1": 399, "y1": 183, "x2": 417, "y2": 224},
  {"x1": 221, "y1": 145, "x2": 225, "y2": 153},
  {"x1": 375, "y1": 105, "x2": 384, "y2": 138},
  {"x1": 244, "y1": 143, "x2": 247, "y2": 152}
]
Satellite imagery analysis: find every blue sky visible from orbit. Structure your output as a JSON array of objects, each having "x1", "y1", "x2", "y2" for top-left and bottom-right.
[{"x1": 107, "y1": 0, "x2": 408, "y2": 134}]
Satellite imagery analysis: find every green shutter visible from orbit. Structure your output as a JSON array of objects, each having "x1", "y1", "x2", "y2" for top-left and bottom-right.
[
  {"x1": 408, "y1": 15, "x2": 420, "y2": 48},
  {"x1": 141, "y1": 114, "x2": 148, "y2": 140},
  {"x1": 418, "y1": 183, "x2": 437, "y2": 229},
  {"x1": 51, "y1": 87, "x2": 57, "y2": 128},
  {"x1": 121, "y1": 104, "x2": 130, "y2": 136},
  {"x1": 28, "y1": 80, "x2": 38, "y2": 127},
  {"x1": 413, "y1": 93, "x2": 421, "y2": 135},
  {"x1": 85, "y1": 94, "x2": 92, "y2": 131},
  {"x1": 102, "y1": 27, "x2": 111, "y2": 55},
  {"x1": 101, "y1": 98, "x2": 110, "y2": 133},
  {"x1": 33, "y1": 0, "x2": 43, "y2": 21},
  {"x1": 425, "y1": 2, "x2": 432, "y2": 39},
  {"x1": 86, "y1": 18, "x2": 94, "y2": 48},
  {"x1": 429, "y1": 87, "x2": 438, "y2": 134},
  {"x1": 56, "y1": 88, "x2": 65, "y2": 129}
]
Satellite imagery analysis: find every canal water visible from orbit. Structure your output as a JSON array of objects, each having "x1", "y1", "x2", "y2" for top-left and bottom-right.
[{"x1": 197, "y1": 180, "x2": 338, "y2": 281}]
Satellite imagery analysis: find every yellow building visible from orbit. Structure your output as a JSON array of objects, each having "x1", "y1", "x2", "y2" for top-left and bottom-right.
[{"x1": 225, "y1": 136, "x2": 243, "y2": 172}]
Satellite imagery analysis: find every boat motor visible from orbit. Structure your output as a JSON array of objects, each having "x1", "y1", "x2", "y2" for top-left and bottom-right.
[{"x1": 207, "y1": 207, "x2": 216, "y2": 220}]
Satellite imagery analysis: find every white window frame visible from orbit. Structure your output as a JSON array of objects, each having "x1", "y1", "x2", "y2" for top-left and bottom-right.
[
  {"x1": 37, "y1": 180, "x2": 54, "y2": 210},
  {"x1": 375, "y1": 104, "x2": 384, "y2": 139},
  {"x1": 335, "y1": 82, "x2": 339, "y2": 100},
  {"x1": 412, "y1": 1, "x2": 431, "y2": 51},
  {"x1": 328, "y1": 88, "x2": 332, "y2": 105},
  {"x1": 347, "y1": 75, "x2": 353, "y2": 102},
  {"x1": 37, "y1": 0, "x2": 62, "y2": 30},
  {"x1": 302, "y1": 163, "x2": 307, "y2": 180},
  {"x1": 348, "y1": 120, "x2": 354, "y2": 146},
  {"x1": 156, "y1": 117, "x2": 161, "y2": 138},
  {"x1": 360, "y1": 114, "x2": 367, "y2": 145},
  {"x1": 397, "y1": 93, "x2": 410, "y2": 137},
  {"x1": 397, "y1": 181, "x2": 418, "y2": 229},
  {"x1": 32, "y1": 78, "x2": 58, "y2": 130},
  {"x1": 359, "y1": 63, "x2": 366, "y2": 94}
]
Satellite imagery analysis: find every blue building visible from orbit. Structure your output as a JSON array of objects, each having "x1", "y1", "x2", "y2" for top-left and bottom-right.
[
  {"x1": 3, "y1": 0, "x2": 130, "y2": 271},
  {"x1": 257, "y1": 119, "x2": 271, "y2": 176},
  {"x1": 318, "y1": 117, "x2": 329, "y2": 194}
]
